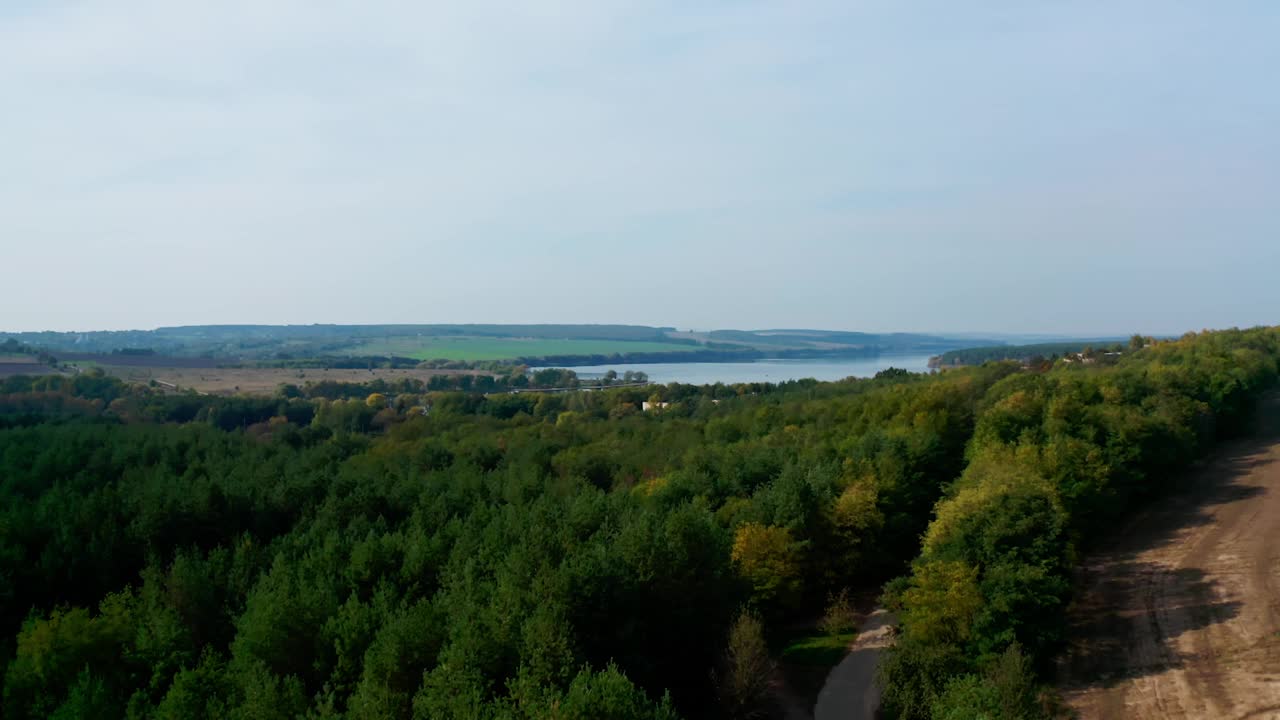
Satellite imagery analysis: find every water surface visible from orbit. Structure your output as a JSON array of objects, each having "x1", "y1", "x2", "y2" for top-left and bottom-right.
[{"x1": 539, "y1": 354, "x2": 935, "y2": 385}]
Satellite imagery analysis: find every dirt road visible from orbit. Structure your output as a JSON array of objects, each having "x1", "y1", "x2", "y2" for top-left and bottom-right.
[
  {"x1": 814, "y1": 608, "x2": 895, "y2": 720},
  {"x1": 1060, "y1": 393, "x2": 1280, "y2": 719}
]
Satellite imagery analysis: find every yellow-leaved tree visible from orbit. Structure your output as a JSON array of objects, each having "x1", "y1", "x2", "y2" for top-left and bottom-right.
[
  {"x1": 730, "y1": 523, "x2": 802, "y2": 609},
  {"x1": 830, "y1": 475, "x2": 883, "y2": 569}
]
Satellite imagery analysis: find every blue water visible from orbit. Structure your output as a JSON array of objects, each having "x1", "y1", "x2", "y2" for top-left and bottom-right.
[{"x1": 537, "y1": 354, "x2": 936, "y2": 385}]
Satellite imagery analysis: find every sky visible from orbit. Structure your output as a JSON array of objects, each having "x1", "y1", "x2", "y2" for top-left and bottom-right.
[{"x1": 2, "y1": 1, "x2": 1277, "y2": 335}]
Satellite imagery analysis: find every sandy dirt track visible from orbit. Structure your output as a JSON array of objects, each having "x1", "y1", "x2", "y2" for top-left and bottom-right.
[
  {"x1": 814, "y1": 608, "x2": 895, "y2": 720},
  {"x1": 1060, "y1": 393, "x2": 1280, "y2": 719}
]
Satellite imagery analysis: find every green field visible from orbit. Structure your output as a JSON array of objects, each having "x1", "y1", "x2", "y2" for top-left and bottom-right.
[
  {"x1": 779, "y1": 630, "x2": 857, "y2": 666},
  {"x1": 339, "y1": 336, "x2": 699, "y2": 361},
  {"x1": 774, "y1": 628, "x2": 858, "y2": 705}
]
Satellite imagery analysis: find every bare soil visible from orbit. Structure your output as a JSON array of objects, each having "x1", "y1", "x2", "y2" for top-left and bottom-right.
[
  {"x1": 1059, "y1": 393, "x2": 1280, "y2": 719},
  {"x1": 0, "y1": 363, "x2": 59, "y2": 378},
  {"x1": 0, "y1": 356, "x2": 60, "y2": 378}
]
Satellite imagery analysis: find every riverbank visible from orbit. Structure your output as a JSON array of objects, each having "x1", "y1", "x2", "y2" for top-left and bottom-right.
[{"x1": 536, "y1": 355, "x2": 936, "y2": 385}]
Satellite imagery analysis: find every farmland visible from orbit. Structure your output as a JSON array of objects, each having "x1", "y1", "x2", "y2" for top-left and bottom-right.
[
  {"x1": 338, "y1": 336, "x2": 700, "y2": 361},
  {"x1": 0, "y1": 355, "x2": 58, "y2": 378},
  {"x1": 89, "y1": 364, "x2": 485, "y2": 396},
  {"x1": 1, "y1": 324, "x2": 1016, "y2": 365}
]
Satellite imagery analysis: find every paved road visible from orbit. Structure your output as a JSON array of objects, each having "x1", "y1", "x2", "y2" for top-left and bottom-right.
[
  {"x1": 1060, "y1": 393, "x2": 1280, "y2": 719},
  {"x1": 814, "y1": 608, "x2": 895, "y2": 720}
]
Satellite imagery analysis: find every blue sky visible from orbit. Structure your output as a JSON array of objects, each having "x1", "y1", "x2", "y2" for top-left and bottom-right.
[{"x1": 2, "y1": 1, "x2": 1277, "y2": 334}]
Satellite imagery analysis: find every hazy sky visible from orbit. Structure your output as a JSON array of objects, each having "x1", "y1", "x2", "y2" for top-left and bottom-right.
[{"x1": 2, "y1": 1, "x2": 1277, "y2": 335}]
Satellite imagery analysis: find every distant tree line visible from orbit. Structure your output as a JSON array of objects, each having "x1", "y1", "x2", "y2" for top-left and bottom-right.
[
  {"x1": 1, "y1": 325, "x2": 690, "y2": 361},
  {"x1": 0, "y1": 339, "x2": 33, "y2": 355},
  {"x1": 928, "y1": 336, "x2": 1160, "y2": 368}
]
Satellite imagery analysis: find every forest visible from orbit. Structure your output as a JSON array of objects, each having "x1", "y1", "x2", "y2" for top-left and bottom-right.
[
  {"x1": 927, "y1": 338, "x2": 1143, "y2": 368},
  {"x1": 1, "y1": 327, "x2": 1278, "y2": 719}
]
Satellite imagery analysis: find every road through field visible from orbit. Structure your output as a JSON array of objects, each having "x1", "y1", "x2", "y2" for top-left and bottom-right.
[{"x1": 1060, "y1": 393, "x2": 1280, "y2": 719}]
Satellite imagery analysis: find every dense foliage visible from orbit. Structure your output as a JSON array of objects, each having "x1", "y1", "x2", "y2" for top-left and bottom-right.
[
  {"x1": 0, "y1": 360, "x2": 1006, "y2": 719},
  {"x1": 1, "y1": 327, "x2": 1276, "y2": 719},
  {"x1": 880, "y1": 327, "x2": 1280, "y2": 718},
  {"x1": 928, "y1": 336, "x2": 1163, "y2": 369}
]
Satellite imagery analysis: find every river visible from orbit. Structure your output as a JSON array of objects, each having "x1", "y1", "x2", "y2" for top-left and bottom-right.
[{"x1": 536, "y1": 354, "x2": 936, "y2": 385}]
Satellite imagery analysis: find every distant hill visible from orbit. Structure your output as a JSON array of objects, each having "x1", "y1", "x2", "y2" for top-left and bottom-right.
[
  {"x1": 1, "y1": 324, "x2": 1013, "y2": 365},
  {"x1": 929, "y1": 339, "x2": 1129, "y2": 367}
]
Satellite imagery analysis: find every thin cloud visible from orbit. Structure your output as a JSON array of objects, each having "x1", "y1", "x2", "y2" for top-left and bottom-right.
[{"x1": 1, "y1": 1, "x2": 1277, "y2": 334}]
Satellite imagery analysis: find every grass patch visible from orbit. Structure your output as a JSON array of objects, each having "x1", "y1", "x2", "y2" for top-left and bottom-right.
[
  {"x1": 338, "y1": 336, "x2": 698, "y2": 362},
  {"x1": 772, "y1": 626, "x2": 858, "y2": 710},
  {"x1": 779, "y1": 631, "x2": 857, "y2": 667}
]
